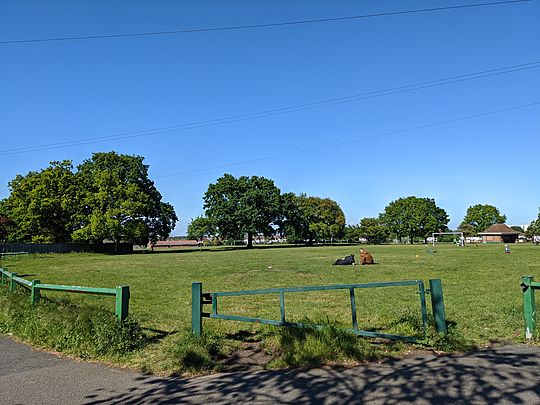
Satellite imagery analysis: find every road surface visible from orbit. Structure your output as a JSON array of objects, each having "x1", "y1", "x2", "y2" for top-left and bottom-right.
[{"x1": 1, "y1": 336, "x2": 539, "y2": 404}]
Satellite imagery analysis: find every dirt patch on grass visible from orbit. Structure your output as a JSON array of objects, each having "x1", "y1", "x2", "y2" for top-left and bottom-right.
[{"x1": 219, "y1": 341, "x2": 275, "y2": 372}]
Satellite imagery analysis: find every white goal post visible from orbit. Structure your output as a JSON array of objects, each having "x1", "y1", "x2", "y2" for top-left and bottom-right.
[{"x1": 432, "y1": 232, "x2": 464, "y2": 247}]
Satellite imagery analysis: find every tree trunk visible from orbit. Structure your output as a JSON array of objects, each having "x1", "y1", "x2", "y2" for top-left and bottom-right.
[{"x1": 247, "y1": 233, "x2": 253, "y2": 248}]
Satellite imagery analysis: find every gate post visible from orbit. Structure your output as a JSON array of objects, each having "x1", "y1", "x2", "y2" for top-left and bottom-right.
[
  {"x1": 192, "y1": 282, "x2": 203, "y2": 336},
  {"x1": 115, "y1": 286, "x2": 130, "y2": 321},
  {"x1": 429, "y1": 279, "x2": 447, "y2": 335},
  {"x1": 522, "y1": 276, "x2": 536, "y2": 341}
]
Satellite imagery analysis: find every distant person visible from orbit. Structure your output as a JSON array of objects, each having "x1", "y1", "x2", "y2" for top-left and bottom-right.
[
  {"x1": 333, "y1": 254, "x2": 355, "y2": 266},
  {"x1": 505, "y1": 244, "x2": 511, "y2": 254},
  {"x1": 360, "y1": 248, "x2": 375, "y2": 265}
]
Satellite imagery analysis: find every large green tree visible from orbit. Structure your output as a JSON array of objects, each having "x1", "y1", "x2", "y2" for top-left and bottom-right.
[
  {"x1": 381, "y1": 196, "x2": 449, "y2": 243},
  {"x1": 0, "y1": 161, "x2": 80, "y2": 242},
  {"x1": 278, "y1": 193, "x2": 345, "y2": 243},
  {"x1": 358, "y1": 217, "x2": 389, "y2": 244},
  {"x1": 459, "y1": 204, "x2": 507, "y2": 235},
  {"x1": 203, "y1": 174, "x2": 281, "y2": 248},
  {"x1": 72, "y1": 152, "x2": 177, "y2": 245}
]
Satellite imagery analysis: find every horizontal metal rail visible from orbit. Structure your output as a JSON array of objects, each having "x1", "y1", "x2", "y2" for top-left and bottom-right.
[
  {"x1": 0, "y1": 267, "x2": 129, "y2": 321},
  {"x1": 34, "y1": 283, "x2": 116, "y2": 295},
  {"x1": 210, "y1": 280, "x2": 421, "y2": 297},
  {"x1": 207, "y1": 313, "x2": 417, "y2": 342}
]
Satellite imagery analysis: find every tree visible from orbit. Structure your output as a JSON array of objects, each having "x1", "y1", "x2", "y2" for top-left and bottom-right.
[
  {"x1": 203, "y1": 174, "x2": 282, "y2": 248},
  {"x1": 187, "y1": 216, "x2": 215, "y2": 240},
  {"x1": 358, "y1": 217, "x2": 389, "y2": 244},
  {"x1": 0, "y1": 161, "x2": 80, "y2": 242},
  {"x1": 279, "y1": 194, "x2": 345, "y2": 243},
  {"x1": 526, "y1": 209, "x2": 540, "y2": 238},
  {"x1": 381, "y1": 196, "x2": 449, "y2": 244},
  {"x1": 343, "y1": 224, "x2": 362, "y2": 243},
  {"x1": 72, "y1": 152, "x2": 177, "y2": 245},
  {"x1": 459, "y1": 204, "x2": 507, "y2": 235}
]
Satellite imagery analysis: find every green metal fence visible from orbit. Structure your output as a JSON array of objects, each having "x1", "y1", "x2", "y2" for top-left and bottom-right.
[
  {"x1": 192, "y1": 279, "x2": 447, "y2": 342},
  {"x1": 0, "y1": 267, "x2": 129, "y2": 321},
  {"x1": 522, "y1": 275, "x2": 539, "y2": 340}
]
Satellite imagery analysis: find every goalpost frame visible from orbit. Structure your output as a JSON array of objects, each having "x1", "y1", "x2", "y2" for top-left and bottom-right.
[{"x1": 432, "y1": 232, "x2": 464, "y2": 247}]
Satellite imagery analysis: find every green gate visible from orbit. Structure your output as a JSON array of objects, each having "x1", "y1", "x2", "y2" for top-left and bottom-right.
[{"x1": 192, "y1": 279, "x2": 447, "y2": 342}]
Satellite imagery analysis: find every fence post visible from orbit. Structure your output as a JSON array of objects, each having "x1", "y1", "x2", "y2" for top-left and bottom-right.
[
  {"x1": 192, "y1": 282, "x2": 203, "y2": 336},
  {"x1": 115, "y1": 286, "x2": 130, "y2": 321},
  {"x1": 31, "y1": 280, "x2": 41, "y2": 304},
  {"x1": 10, "y1": 272, "x2": 17, "y2": 292},
  {"x1": 429, "y1": 279, "x2": 448, "y2": 335},
  {"x1": 0, "y1": 268, "x2": 6, "y2": 286},
  {"x1": 522, "y1": 276, "x2": 536, "y2": 341}
]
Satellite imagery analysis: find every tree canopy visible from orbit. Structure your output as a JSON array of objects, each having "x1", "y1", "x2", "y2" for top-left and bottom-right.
[
  {"x1": 187, "y1": 216, "x2": 215, "y2": 241},
  {"x1": 526, "y1": 209, "x2": 540, "y2": 237},
  {"x1": 358, "y1": 217, "x2": 389, "y2": 244},
  {"x1": 459, "y1": 204, "x2": 507, "y2": 235},
  {"x1": 380, "y1": 196, "x2": 449, "y2": 243},
  {"x1": 0, "y1": 152, "x2": 177, "y2": 244},
  {"x1": 203, "y1": 174, "x2": 282, "y2": 248},
  {"x1": 278, "y1": 193, "x2": 345, "y2": 243},
  {"x1": 0, "y1": 161, "x2": 79, "y2": 243}
]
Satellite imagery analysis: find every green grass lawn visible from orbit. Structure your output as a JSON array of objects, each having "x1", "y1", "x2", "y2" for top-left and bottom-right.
[{"x1": 1, "y1": 243, "x2": 539, "y2": 373}]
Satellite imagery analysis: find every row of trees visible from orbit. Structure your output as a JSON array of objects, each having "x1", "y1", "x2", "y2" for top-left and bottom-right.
[
  {"x1": 0, "y1": 152, "x2": 177, "y2": 244},
  {"x1": 190, "y1": 174, "x2": 538, "y2": 246}
]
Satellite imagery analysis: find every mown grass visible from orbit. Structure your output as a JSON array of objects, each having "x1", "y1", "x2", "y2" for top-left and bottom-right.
[{"x1": 1, "y1": 243, "x2": 538, "y2": 374}]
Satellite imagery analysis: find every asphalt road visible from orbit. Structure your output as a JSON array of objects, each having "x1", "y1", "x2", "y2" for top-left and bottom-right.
[{"x1": 1, "y1": 335, "x2": 540, "y2": 404}]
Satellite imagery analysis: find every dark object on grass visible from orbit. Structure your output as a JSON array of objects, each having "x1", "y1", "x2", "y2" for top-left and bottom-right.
[
  {"x1": 333, "y1": 254, "x2": 355, "y2": 266},
  {"x1": 360, "y1": 248, "x2": 374, "y2": 265}
]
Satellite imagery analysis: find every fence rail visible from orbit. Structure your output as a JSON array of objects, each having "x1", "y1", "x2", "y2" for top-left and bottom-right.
[
  {"x1": 522, "y1": 275, "x2": 538, "y2": 340},
  {"x1": 0, "y1": 267, "x2": 129, "y2": 321},
  {"x1": 192, "y1": 279, "x2": 447, "y2": 342}
]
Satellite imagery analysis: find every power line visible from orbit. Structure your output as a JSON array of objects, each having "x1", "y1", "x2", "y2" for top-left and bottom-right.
[
  {"x1": 0, "y1": 61, "x2": 538, "y2": 157},
  {"x1": 154, "y1": 101, "x2": 540, "y2": 178},
  {"x1": 0, "y1": 0, "x2": 531, "y2": 45}
]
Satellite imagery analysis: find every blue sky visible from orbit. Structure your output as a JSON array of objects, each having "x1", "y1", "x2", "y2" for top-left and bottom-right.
[{"x1": 1, "y1": 1, "x2": 539, "y2": 235}]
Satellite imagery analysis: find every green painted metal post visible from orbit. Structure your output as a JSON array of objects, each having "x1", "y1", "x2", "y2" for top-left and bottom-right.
[
  {"x1": 9, "y1": 272, "x2": 17, "y2": 292},
  {"x1": 522, "y1": 276, "x2": 536, "y2": 340},
  {"x1": 115, "y1": 286, "x2": 130, "y2": 321},
  {"x1": 418, "y1": 281, "x2": 428, "y2": 336},
  {"x1": 31, "y1": 280, "x2": 41, "y2": 304},
  {"x1": 349, "y1": 288, "x2": 358, "y2": 330},
  {"x1": 279, "y1": 291, "x2": 286, "y2": 324},
  {"x1": 429, "y1": 279, "x2": 447, "y2": 335},
  {"x1": 192, "y1": 282, "x2": 203, "y2": 336}
]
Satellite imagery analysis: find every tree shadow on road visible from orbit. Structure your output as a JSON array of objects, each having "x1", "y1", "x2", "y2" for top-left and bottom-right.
[{"x1": 83, "y1": 346, "x2": 540, "y2": 404}]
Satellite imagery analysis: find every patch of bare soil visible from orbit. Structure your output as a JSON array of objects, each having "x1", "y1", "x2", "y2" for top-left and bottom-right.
[{"x1": 219, "y1": 341, "x2": 275, "y2": 372}]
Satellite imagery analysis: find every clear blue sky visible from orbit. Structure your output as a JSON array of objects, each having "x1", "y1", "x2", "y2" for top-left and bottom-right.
[{"x1": 1, "y1": 1, "x2": 539, "y2": 235}]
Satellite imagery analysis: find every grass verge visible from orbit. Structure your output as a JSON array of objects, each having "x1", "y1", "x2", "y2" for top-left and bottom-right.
[{"x1": 0, "y1": 288, "x2": 147, "y2": 358}]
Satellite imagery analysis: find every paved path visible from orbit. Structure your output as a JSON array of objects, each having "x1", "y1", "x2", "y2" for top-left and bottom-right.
[{"x1": 1, "y1": 335, "x2": 540, "y2": 404}]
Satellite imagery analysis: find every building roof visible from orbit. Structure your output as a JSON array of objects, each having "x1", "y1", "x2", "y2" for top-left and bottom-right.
[{"x1": 478, "y1": 224, "x2": 520, "y2": 235}]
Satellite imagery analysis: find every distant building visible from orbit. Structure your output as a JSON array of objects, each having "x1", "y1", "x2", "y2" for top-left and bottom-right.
[{"x1": 478, "y1": 224, "x2": 520, "y2": 243}]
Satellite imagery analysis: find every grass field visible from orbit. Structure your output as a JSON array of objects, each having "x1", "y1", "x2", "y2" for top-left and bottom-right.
[{"x1": 1, "y1": 243, "x2": 539, "y2": 373}]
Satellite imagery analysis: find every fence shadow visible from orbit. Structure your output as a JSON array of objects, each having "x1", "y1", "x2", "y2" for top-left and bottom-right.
[{"x1": 83, "y1": 345, "x2": 540, "y2": 404}]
